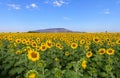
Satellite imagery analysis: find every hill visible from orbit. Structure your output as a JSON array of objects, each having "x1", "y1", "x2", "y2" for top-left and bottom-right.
[{"x1": 28, "y1": 28, "x2": 73, "y2": 32}]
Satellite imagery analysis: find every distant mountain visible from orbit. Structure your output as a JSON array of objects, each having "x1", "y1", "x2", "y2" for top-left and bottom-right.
[{"x1": 28, "y1": 28, "x2": 73, "y2": 32}]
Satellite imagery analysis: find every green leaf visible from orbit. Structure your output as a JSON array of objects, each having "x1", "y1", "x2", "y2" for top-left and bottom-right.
[
  {"x1": 9, "y1": 68, "x2": 17, "y2": 76},
  {"x1": 100, "y1": 72, "x2": 107, "y2": 77},
  {"x1": 110, "y1": 72, "x2": 115, "y2": 78},
  {"x1": 9, "y1": 67, "x2": 25, "y2": 76},
  {"x1": 16, "y1": 67, "x2": 25, "y2": 74},
  {"x1": 4, "y1": 64, "x2": 12, "y2": 70},
  {"x1": 14, "y1": 60, "x2": 23, "y2": 66},
  {"x1": 64, "y1": 70, "x2": 78, "y2": 78},
  {"x1": 1, "y1": 70, "x2": 7, "y2": 76},
  {"x1": 82, "y1": 74, "x2": 91, "y2": 78}
]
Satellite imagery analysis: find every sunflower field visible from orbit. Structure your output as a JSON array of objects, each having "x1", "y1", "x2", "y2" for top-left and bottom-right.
[{"x1": 0, "y1": 32, "x2": 120, "y2": 78}]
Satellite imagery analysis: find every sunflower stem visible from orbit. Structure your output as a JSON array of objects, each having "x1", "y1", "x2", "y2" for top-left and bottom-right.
[
  {"x1": 41, "y1": 67, "x2": 45, "y2": 78},
  {"x1": 25, "y1": 53, "x2": 28, "y2": 68}
]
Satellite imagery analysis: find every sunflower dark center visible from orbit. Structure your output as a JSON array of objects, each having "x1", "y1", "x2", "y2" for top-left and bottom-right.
[
  {"x1": 108, "y1": 50, "x2": 112, "y2": 53},
  {"x1": 57, "y1": 44, "x2": 60, "y2": 47},
  {"x1": 95, "y1": 39, "x2": 98, "y2": 41},
  {"x1": 33, "y1": 43, "x2": 36, "y2": 46},
  {"x1": 72, "y1": 44, "x2": 76, "y2": 47},
  {"x1": 100, "y1": 50, "x2": 104, "y2": 53},
  {"x1": 31, "y1": 52, "x2": 37, "y2": 58},
  {"x1": 47, "y1": 43, "x2": 51, "y2": 46},
  {"x1": 118, "y1": 41, "x2": 120, "y2": 43},
  {"x1": 42, "y1": 46, "x2": 45, "y2": 49},
  {"x1": 88, "y1": 52, "x2": 91, "y2": 56}
]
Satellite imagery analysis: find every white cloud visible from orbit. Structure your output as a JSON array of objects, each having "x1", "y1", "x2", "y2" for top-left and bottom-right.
[
  {"x1": 103, "y1": 9, "x2": 110, "y2": 14},
  {"x1": 63, "y1": 16, "x2": 71, "y2": 20},
  {"x1": 25, "y1": 5, "x2": 30, "y2": 9},
  {"x1": 26, "y1": 3, "x2": 38, "y2": 9},
  {"x1": 53, "y1": 0, "x2": 65, "y2": 7},
  {"x1": 100, "y1": 9, "x2": 110, "y2": 15},
  {"x1": 45, "y1": 0, "x2": 68, "y2": 7},
  {"x1": 30, "y1": 3, "x2": 38, "y2": 8},
  {"x1": 59, "y1": 0, "x2": 65, "y2": 4},
  {"x1": 7, "y1": 4, "x2": 20, "y2": 10}
]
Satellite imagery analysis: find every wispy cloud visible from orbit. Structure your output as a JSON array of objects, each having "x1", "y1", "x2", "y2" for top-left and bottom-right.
[
  {"x1": 25, "y1": 5, "x2": 29, "y2": 9},
  {"x1": 45, "y1": 0, "x2": 69, "y2": 7},
  {"x1": 53, "y1": 0, "x2": 65, "y2": 7},
  {"x1": 30, "y1": 3, "x2": 38, "y2": 8},
  {"x1": 25, "y1": 3, "x2": 38, "y2": 9},
  {"x1": 63, "y1": 16, "x2": 71, "y2": 20},
  {"x1": 44, "y1": 1, "x2": 49, "y2": 4},
  {"x1": 100, "y1": 9, "x2": 110, "y2": 15},
  {"x1": 7, "y1": 4, "x2": 20, "y2": 10},
  {"x1": 103, "y1": 9, "x2": 110, "y2": 14}
]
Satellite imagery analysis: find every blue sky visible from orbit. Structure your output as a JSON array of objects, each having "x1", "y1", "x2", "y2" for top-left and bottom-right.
[{"x1": 0, "y1": 0, "x2": 120, "y2": 32}]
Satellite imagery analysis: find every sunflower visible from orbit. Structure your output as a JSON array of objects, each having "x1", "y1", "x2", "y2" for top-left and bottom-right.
[
  {"x1": 16, "y1": 50, "x2": 22, "y2": 55},
  {"x1": 84, "y1": 45, "x2": 89, "y2": 51},
  {"x1": 0, "y1": 37, "x2": 2, "y2": 41},
  {"x1": 65, "y1": 51, "x2": 70, "y2": 56},
  {"x1": 116, "y1": 39, "x2": 120, "y2": 44},
  {"x1": 107, "y1": 41, "x2": 111, "y2": 45},
  {"x1": 36, "y1": 46, "x2": 41, "y2": 51},
  {"x1": 56, "y1": 42, "x2": 61, "y2": 48},
  {"x1": 27, "y1": 49, "x2": 40, "y2": 62},
  {"x1": 9, "y1": 38, "x2": 13, "y2": 42},
  {"x1": 40, "y1": 44, "x2": 47, "y2": 51},
  {"x1": 98, "y1": 48, "x2": 106, "y2": 55},
  {"x1": 25, "y1": 70, "x2": 38, "y2": 78},
  {"x1": 106, "y1": 38, "x2": 110, "y2": 42},
  {"x1": 56, "y1": 42, "x2": 63, "y2": 50},
  {"x1": 59, "y1": 45, "x2": 63, "y2": 50},
  {"x1": 81, "y1": 60, "x2": 87, "y2": 69},
  {"x1": 27, "y1": 46, "x2": 31, "y2": 51},
  {"x1": 22, "y1": 39, "x2": 26, "y2": 44},
  {"x1": 26, "y1": 41, "x2": 31, "y2": 45},
  {"x1": 46, "y1": 40, "x2": 52, "y2": 48},
  {"x1": 80, "y1": 39, "x2": 85, "y2": 45},
  {"x1": 93, "y1": 37, "x2": 100, "y2": 43},
  {"x1": 110, "y1": 42, "x2": 115, "y2": 47},
  {"x1": 16, "y1": 39, "x2": 21, "y2": 43},
  {"x1": 86, "y1": 41, "x2": 91, "y2": 45},
  {"x1": 71, "y1": 43, "x2": 78, "y2": 49},
  {"x1": 31, "y1": 42, "x2": 37, "y2": 47},
  {"x1": 106, "y1": 48, "x2": 114, "y2": 55},
  {"x1": 36, "y1": 38, "x2": 40, "y2": 43},
  {"x1": 86, "y1": 51, "x2": 93, "y2": 58}
]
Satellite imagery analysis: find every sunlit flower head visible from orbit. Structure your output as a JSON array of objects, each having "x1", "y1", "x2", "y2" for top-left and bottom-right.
[
  {"x1": 25, "y1": 70, "x2": 38, "y2": 78},
  {"x1": 86, "y1": 51, "x2": 93, "y2": 58},
  {"x1": 98, "y1": 48, "x2": 106, "y2": 55},
  {"x1": 27, "y1": 49, "x2": 40, "y2": 62},
  {"x1": 71, "y1": 43, "x2": 78, "y2": 49},
  {"x1": 106, "y1": 48, "x2": 114, "y2": 55}
]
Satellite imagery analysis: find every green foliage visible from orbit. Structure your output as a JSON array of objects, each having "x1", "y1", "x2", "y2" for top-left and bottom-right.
[{"x1": 0, "y1": 33, "x2": 120, "y2": 78}]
